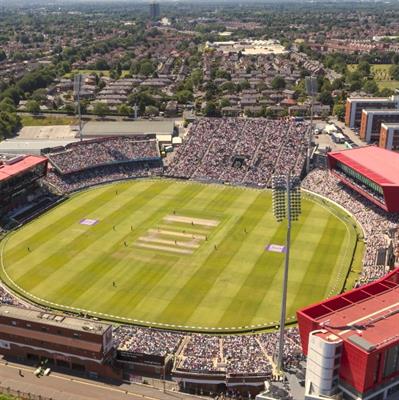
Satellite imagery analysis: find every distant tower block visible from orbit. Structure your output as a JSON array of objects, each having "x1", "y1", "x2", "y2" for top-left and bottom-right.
[{"x1": 149, "y1": 1, "x2": 160, "y2": 20}]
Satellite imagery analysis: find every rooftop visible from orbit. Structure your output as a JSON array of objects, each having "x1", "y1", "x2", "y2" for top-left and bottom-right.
[
  {"x1": 82, "y1": 120, "x2": 175, "y2": 137},
  {"x1": 0, "y1": 155, "x2": 47, "y2": 182},
  {"x1": 362, "y1": 109, "x2": 399, "y2": 115},
  {"x1": 329, "y1": 146, "x2": 399, "y2": 186},
  {"x1": 0, "y1": 305, "x2": 110, "y2": 335},
  {"x1": 298, "y1": 269, "x2": 399, "y2": 353},
  {"x1": 381, "y1": 123, "x2": 399, "y2": 130},
  {"x1": 349, "y1": 97, "x2": 395, "y2": 103}
]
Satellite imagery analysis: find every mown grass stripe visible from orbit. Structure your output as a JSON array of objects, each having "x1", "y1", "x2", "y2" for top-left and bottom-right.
[
  {"x1": 217, "y1": 200, "x2": 315, "y2": 326},
  {"x1": 288, "y1": 214, "x2": 347, "y2": 313},
  {"x1": 5, "y1": 183, "x2": 132, "y2": 259},
  {"x1": 11, "y1": 181, "x2": 168, "y2": 291},
  {"x1": 55, "y1": 183, "x2": 206, "y2": 308},
  {"x1": 158, "y1": 192, "x2": 269, "y2": 324}
]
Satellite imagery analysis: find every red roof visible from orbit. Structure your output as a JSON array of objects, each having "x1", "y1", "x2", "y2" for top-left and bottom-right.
[
  {"x1": 329, "y1": 146, "x2": 399, "y2": 186},
  {"x1": 299, "y1": 269, "x2": 399, "y2": 353},
  {"x1": 0, "y1": 155, "x2": 47, "y2": 182}
]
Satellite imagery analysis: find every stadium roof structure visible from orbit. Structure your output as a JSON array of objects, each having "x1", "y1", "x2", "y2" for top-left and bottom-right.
[
  {"x1": 329, "y1": 146, "x2": 399, "y2": 186},
  {"x1": 82, "y1": 120, "x2": 175, "y2": 138},
  {"x1": 297, "y1": 268, "x2": 399, "y2": 355},
  {"x1": 0, "y1": 139, "x2": 79, "y2": 155},
  {"x1": 328, "y1": 146, "x2": 399, "y2": 211},
  {"x1": 0, "y1": 155, "x2": 47, "y2": 182}
]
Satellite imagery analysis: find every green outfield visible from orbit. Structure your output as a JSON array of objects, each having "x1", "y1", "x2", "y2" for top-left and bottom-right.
[{"x1": 0, "y1": 180, "x2": 363, "y2": 332}]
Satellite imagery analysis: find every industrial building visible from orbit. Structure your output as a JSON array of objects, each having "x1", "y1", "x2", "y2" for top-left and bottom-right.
[
  {"x1": 327, "y1": 146, "x2": 399, "y2": 212},
  {"x1": 297, "y1": 268, "x2": 399, "y2": 400}
]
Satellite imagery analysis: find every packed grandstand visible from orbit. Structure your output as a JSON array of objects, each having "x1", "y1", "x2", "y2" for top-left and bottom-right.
[{"x1": 0, "y1": 116, "x2": 398, "y2": 397}]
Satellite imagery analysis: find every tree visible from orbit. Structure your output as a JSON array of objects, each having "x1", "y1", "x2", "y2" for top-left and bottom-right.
[
  {"x1": 392, "y1": 54, "x2": 399, "y2": 65},
  {"x1": 176, "y1": 90, "x2": 193, "y2": 104},
  {"x1": 358, "y1": 61, "x2": 371, "y2": 77},
  {"x1": 128, "y1": 91, "x2": 156, "y2": 113},
  {"x1": 333, "y1": 103, "x2": 345, "y2": 121},
  {"x1": 95, "y1": 59, "x2": 109, "y2": 70},
  {"x1": 0, "y1": 98, "x2": 16, "y2": 113},
  {"x1": 64, "y1": 103, "x2": 75, "y2": 114},
  {"x1": 191, "y1": 69, "x2": 203, "y2": 87},
  {"x1": 379, "y1": 88, "x2": 394, "y2": 97},
  {"x1": 238, "y1": 80, "x2": 250, "y2": 91},
  {"x1": 203, "y1": 101, "x2": 220, "y2": 117},
  {"x1": 220, "y1": 98, "x2": 231, "y2": 108},
  {"x1": 318, "y1": 91, "x2": 333, "y2": 106},
  {"x1": 271, "y1": 76, "x2": 286, "y2": 90},
  {"x1": 362, "y1": 80, "x2": 379, "y2": 94},
  {"x1": 390, "y1": 65, "x2": 399, "y2": 80},
  {"x1": 220, "y1": 81, "x2": 236, "y2": 94},
  {"x1": 145, "y1": 105, "x2": 159, "y2": 116},
  {"x1": 0, "y1": 49, "x2": 6, "y2": 62},
  {"x1": 0, "y1": 110, "x2": 21, "y2": 139},
  {"x1": 118, "y1": 104, "x2": 132, "y2": 116},
  {"x1": 139, "y1": 61, "x2": 155, "y2": 76},
  {"x1": 204, "y1": 82, "x2": 218, "y2": 100},
  {"x1": 93, "y1": 102, "x2": 110, "y2": 117},
  {"x1": 26, "y1": 100, "x2": 40, "y2": 114}
]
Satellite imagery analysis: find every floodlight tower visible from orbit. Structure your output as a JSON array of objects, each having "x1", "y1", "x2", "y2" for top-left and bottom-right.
[
  {"x1": 74, "y1": 74, "x2": 83, "y2": 142},
  {"x1": 272, "y1": 171, "x2": 302, "y2": 374},
  {"x1": 305, "y1": 76, "x2": 318, "y2": 173}
]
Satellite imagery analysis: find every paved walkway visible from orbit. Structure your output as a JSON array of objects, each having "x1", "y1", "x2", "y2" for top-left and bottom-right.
[
  {"x1": 330, "y1": 117, "x2": 365, "y2": 146},
  {"x1": 0, "y1": 359, "x2": 200, "y2": 400}
]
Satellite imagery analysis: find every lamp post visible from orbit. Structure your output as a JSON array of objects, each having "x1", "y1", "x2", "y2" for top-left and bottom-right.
[
  {"x1": 305, "y1": 76, "x2": 318, "y2": 173},
  {"x1": 74, "y1": 74, "x2": 83, "y2": 142},
  {"x1": 272, "y1": 171, "x2": 302, "y2": 373}
]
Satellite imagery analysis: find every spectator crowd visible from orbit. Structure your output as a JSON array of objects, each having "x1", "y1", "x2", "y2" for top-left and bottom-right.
[
  {"x1": 167, "y1": 118, "x2": 308, "y2": 187},
  {"x1": 46, "y1": 137, "x2": 160, "y2": 174},
  {"x1": 114, "y1": 323, "x2": 303, "y2": 378},
  {"x1": 43, "y1": 136, "x2": 163, "y2": 193},
  {"x1": 46, "y1": 161, "x2": 163, "y2": 193},
  {"x1": 113, "y1": 325, "x2": 183, "y2": 357},
  {"x1": 302, "y1": 169, "x2": 398, "y2": 286},
  {"x1": 0, "y1": 285, "x2": 24, "y2": 307}
]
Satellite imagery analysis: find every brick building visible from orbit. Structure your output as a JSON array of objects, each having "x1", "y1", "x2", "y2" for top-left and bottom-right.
[
  {"x1": 379, "y1": 123, "x2": 399, "y2": 151},
  {"x1": 344, "y1": 97, "x2": 399, "y2": 129},
  {"x1": 0, "y1": 305, "x2": 120, "y2": 380}
]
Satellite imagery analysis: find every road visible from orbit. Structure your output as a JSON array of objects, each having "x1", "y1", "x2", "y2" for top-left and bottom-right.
[{"x1": 0, "y1": 358, "x2": 201, "y2": 400}]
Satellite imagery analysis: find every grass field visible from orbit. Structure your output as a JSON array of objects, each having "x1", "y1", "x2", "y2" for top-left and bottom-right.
[
  {"x1": 348, "y1": 64, "x2": 399, "y2": 90},
  {"x1": 0, "y1": 180, "x2": 362, "y2": 332},
  {"x1": 21, "y1": 115, "x2": 77, "y2": 127}
]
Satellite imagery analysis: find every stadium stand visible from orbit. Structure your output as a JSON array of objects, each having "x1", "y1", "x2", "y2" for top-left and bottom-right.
[
  {"x1": 0, "y1": 153, "x2": 62, "y2": 228},
  {"x1": 44, "y1": 137, "x2": 160, "y2": 174},
  {"x1": 166, "y1": 118, "x2": 308, "y2": 187},
  {"x1": 43, "y1": 136, "x2": 163, "y2": 193},
  {"x1": 302, "y1": 169, "x2": 396, "y2": 285},
  {"x1": 1, "y1": 117, "x2": 399, "y2": 398}
]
